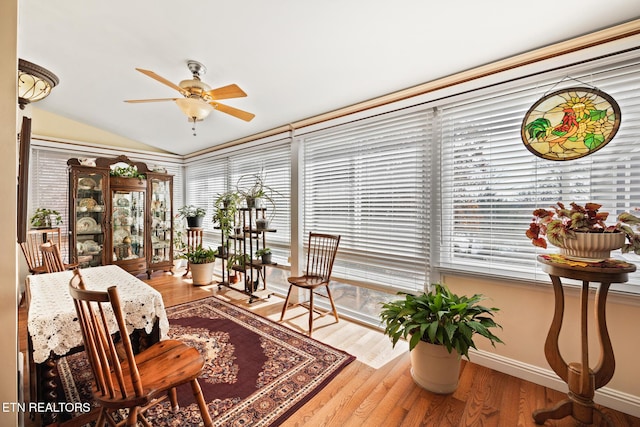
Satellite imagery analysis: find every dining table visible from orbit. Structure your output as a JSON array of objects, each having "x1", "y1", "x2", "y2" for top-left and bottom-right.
[{"x1": 26, "y1": 265, "x2": 170, "y2": 420}]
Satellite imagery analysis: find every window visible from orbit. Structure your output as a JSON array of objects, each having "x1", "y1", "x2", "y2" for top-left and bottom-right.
[
  {"x1": 302, "y1": 108, "x2": 433, "y2": 293},
  {"x1": 439, "y1": 54, "x2": 640, "y2": 292},
  {"x1": 184, "y1": 141, "x2": 291, "y2": 256}
]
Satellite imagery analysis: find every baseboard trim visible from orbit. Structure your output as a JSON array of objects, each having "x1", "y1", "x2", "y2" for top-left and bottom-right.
[{"x1": 469, "y1": 349, "x2": 640, "y2": 418}]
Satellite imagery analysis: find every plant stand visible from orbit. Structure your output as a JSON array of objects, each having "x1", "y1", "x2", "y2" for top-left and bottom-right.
[
  {"x1": 533, "y1": 254, "x2": 636, "y2": 425},
  {"x1": 217, "y1": 207, "x2": 276, "y2": 303}
]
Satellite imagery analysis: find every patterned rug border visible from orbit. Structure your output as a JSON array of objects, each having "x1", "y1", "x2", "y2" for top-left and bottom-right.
[{"x1": 166, "y1": 295, "x2": 356, "y2": 426}]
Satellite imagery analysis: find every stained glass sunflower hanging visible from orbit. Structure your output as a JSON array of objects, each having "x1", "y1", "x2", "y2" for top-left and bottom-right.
[{"x1": 521, "y1": 87, "x2": 621, "y2": 161}]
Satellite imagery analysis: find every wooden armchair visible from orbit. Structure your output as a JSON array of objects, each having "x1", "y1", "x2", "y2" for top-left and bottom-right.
[
  {"x1": 40, "y1": 241, "x2": 77, "y2": 273},
  {"x1": 68, "y1": 270, "x2": 213, "y2": 426},
  {"x1": 280, "y1": 232, "x2": 341, "y2": 337}
]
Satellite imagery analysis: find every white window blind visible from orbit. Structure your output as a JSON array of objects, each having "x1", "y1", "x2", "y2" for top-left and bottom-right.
[
  {"x1": 184, "y1": 157, "x2": 228, "y2": 235},
  {"x1": 440, "y1": 55, "x2": 640, "y2": 291},
  {"x1": 229, "y1": 143, "x2": 291, "y2": 249},
  {"x1": 302, "y1": 109, "x2": 433, "y2": 292},
  {"x1": 184, "y1": 142, "x2": 291, "y2": 251}
]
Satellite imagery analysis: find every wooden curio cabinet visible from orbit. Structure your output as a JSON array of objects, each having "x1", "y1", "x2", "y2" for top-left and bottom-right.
[
  {"x1": 68, "y1": 155, "x2": 174, "y2": 277},
  {"x1": 68, "y1": 166, "x2": 109, "y2": 269}
]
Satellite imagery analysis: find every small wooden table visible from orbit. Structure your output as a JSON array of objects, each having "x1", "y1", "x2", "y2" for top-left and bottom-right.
[
  {"x1": 534, "y1": 254, "x2": 636, "y2": 425},
  {"x1": 183, "y1": 227, "x2": 203, "y2": 277}
]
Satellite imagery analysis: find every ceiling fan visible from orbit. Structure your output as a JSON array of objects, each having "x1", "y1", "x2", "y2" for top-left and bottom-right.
[{"x1": 125, "y1": 60, "x2": 255, "y2": 135}]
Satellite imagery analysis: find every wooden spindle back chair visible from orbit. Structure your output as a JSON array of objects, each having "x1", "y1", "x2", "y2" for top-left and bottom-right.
[
  {"x1": 280, "y1": 232, "x2": 341, "y2": 337},
  {"x1": 20, "y1": 228, "x2": 62, "y2": 274},
  {"x1": 40, "y1": 241, "x2": 66, "y2": 273},
  {"x1": 68, "y1": 269, "x2": 213, "y2": 426}
]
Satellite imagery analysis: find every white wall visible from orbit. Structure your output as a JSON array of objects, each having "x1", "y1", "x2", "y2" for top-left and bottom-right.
[
  {"x1": 0, "y1": 1, "x2": 19, "y2": 426},
  {"x1": 446, "y1": 274, "x2": 640, "y2": 416}
]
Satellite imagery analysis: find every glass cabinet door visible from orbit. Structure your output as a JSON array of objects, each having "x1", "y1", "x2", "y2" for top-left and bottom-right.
[
  {"x1": 112, "y1": 190, "x2": 145, "y2": 262},
  {"x1": 74, "y1": 171, "x2": 107, "y2": 267},
  {"x1": 149, "y1": 177, "x2": 173, "y2": 265}
]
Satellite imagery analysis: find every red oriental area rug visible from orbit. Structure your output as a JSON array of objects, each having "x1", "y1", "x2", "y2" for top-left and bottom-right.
[{"x1": 56, "y1": 296, "x2": 355, "y2": 426}]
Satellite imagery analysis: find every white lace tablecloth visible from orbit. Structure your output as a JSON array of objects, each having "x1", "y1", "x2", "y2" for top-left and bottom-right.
[{"x1": 27, "y1": 265, "x2": 169, "y2": 363}]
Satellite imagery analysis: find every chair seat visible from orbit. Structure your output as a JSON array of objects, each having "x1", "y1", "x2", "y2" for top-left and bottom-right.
[
  {"x1": 287, "y1": 275, "x2": 326, "y2": 288},
  {"x1": 95, "y1": 339, "x2": 205, "y2": 408}
]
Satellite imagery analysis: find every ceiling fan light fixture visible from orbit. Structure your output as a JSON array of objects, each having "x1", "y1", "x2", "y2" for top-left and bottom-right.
[{"x1": 175, "y1": 97, "x2": 214, "y2": 121}]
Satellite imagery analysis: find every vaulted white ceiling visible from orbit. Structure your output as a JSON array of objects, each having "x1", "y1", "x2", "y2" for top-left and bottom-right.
[{"x1": 17, "y1": 0, "x2": 640, "y2": 155}]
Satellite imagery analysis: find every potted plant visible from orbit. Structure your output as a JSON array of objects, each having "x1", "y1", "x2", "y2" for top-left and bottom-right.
[
  {"x1": 30, "y1": 208, "x2": 62, "y2": 229},
  {"x1": 526, "y1": 201, "x2": 640, "y2": 260},
  {"x1": 226, "y1": 252, "x2": 250, "y2": 284},
  {"x1": 380, "y1": 284, "x2": 502, "y2": 394},
  {"x1": 255, "y1": 247, "x2": 272, "y2": 264},
  {"x1": 181, "y1": 245, "x2": 217, "y2": 285},
  {"x1": 178, "y1": 205, "x2": 207, "y2": 228},
  {"x1": 213, "y1": 191, "x2": 240, "y2": 239},
  {"x1": 236, "y1": 170, "x2": 282, "y2": 212}
]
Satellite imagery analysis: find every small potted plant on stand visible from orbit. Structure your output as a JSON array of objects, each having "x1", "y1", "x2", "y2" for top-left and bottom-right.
[
  {"x1": 236, "y1": 170, "x2": 282, "y2": 211},
  {"x1": 255, "y1": 247, "x2": 272, "y2": 264},
  {"x1": 380, "y1": 284, "x2": 502, "y2": 394},
  {"x1": 181, "y1": 245, "x2": 217, "y2": 286},
  {"x1": 30, "y1": 208, "x2": 63, "y2": 229},
  {"x1": 213, "y1": 191, "x2": 241, "y2": 256},
  {"x1": 526, "y1": 201, "x2": 640, "y2": 260},
  {"x1": 178, "y1": 205, "x2": 207, "y2": 228}
]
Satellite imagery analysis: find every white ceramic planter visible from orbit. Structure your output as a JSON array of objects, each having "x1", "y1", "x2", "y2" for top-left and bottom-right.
[
  {"x1": 190, "y1": 262, "x2": 215, "y2": 286},
  {"x1": 559, "y1": 231, "x2": 624, "y2": 261},
  {"x1": 410, "y1": 340, "x2": 461, "y2": 394}
]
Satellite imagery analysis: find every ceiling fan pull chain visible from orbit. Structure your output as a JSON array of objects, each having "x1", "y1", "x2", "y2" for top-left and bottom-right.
[{"x1": 191, "y1": 117, "x2": 197, "y2": 136}]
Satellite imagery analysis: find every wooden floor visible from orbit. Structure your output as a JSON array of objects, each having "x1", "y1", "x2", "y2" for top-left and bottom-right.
[{"x1": 19, "y1": 269, "x2": 640, "y2": 427}]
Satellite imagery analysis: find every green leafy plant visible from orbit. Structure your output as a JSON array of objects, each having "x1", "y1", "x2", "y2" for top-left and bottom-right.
[
  {"x1": 177, "y1": 205, "x2": 207, "y2": 218},
  {"x1": 379, "y1": 284, "x2": 503, "y2": 359},
  {"x1": 110, "y1": 164, "x2": 145, "y2": 179},
  {"x1": 213, "y1": 191, "x2": 241, "y2": 239},
  {"x1": 236, "y1": 170, "x2": 282, "y2": 215},
  {"x1": 30, "y1": 208, "x2": 62, "y2": 228},
  {"x1": 227, "y1": 252, "x2": 251, "y2": 271},
  {"x1": 255, "y1": 248, "x2": 271, "y2": 257},
  {"x1": 180, "y1": 245, "x2": 217, "y2": 264},
  {"x1": 526, "y1": 201, "x2": 640, "y2": 254}
]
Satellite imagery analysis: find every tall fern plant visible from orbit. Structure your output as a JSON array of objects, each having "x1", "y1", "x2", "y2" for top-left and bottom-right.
[{"x1": 380, "y1": 284, "x2": 503, "y2": 359}]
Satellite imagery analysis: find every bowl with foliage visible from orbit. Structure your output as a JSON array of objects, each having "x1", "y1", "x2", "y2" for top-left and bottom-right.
[{"x1": 526, "y1": 202, "x2": 640, "y2": 260}]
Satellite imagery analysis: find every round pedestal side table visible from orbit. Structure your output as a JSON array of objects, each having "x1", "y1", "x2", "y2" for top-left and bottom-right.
[{"x1": 533, "y1": 254, "x2": 636, "y2": 425}]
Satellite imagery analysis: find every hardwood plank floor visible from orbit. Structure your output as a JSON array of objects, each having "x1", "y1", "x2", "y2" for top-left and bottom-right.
[{"x1": 19, "y1": 269, "x2": 640, "y2": 426}]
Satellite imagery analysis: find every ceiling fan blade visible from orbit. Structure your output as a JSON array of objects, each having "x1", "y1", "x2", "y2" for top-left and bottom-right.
[
  {"x1": 206, "y1": 84, "x2": 247, "y2": 100},
  {"x1": 124, "y1": 98, "x2": 178, "y2": 103},
  {"x1": 211, "y1": 102, "x2": 255, "y2": 122},
  {"x1": 135, "y1": 68, "x2": 185, "y2": 94}
]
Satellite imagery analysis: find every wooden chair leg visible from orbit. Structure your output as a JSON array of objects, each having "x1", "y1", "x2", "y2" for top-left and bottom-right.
[
  {"x1": 169, "y1": 387, "x2": 178, "y2": 411},
  {"x1": 96, "y1": 408, "x2": 106, "y2": 427},
  {"x1": 280, "y1": 285, "x2": 294, "y2": 321},
  {"x1": 191, "y1": 378, "x2": 213, "y2": 427},
  {"x1": 126, "y1": 406, "x2": 138, "y2": 426},
  {"x1": 325, "y1": 284, "x2": 340, "y2": 323},
  {"x1": 308, "y1": 290, "x2": 314, "y2": 337}
]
